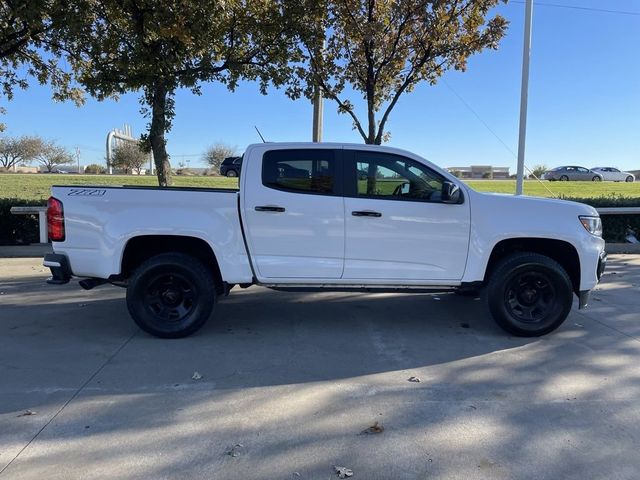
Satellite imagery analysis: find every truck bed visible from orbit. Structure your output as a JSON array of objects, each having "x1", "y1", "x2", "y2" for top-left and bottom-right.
[{"x1": 50, "y1": 185, "x2": 253, "y2": 283}]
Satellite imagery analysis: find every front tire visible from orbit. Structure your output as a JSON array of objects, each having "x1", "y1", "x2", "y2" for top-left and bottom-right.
[
  {"x1": 559, "y1": 175, "x2": 569, "y2": 181},
  {"x1": 626, "y1": 176, "x2": 634, "y2": 183},
  {"x1": 486, "y1": 253, "x2": 573, "y2": 337},
  {"x1": 226, "y1": 169, "x2": 238, "y2": 178},
  {"x1": 592, "y1": 176, "x2": 601, "y2": 182},
  {"x1": 126, "y1": 253, "x2": 216, "y2": 338}
]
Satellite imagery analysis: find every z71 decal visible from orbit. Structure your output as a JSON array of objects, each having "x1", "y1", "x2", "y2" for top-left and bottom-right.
[{"x1": 67, "y1": 188, "x2": 107, "y2": 196}]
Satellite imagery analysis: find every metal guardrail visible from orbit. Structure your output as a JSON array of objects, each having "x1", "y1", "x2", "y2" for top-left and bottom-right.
[
  {"x1": 597, "y1": 207, "x2": 640, "y2": 215},
  {"x1": 10, "y1": 206, "x2": 48, "y2": 243}
]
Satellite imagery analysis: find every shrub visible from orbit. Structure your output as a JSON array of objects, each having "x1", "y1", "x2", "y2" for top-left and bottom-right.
[
  {"x1": 563, "y1": 195, "x2": 640, "y2": 242},
  {"x1": 0, "y1": 198, "x2": 45, "y2": 245},
  {"x1": 84, "y1": 163, "x2": 107, "y2": 174}
]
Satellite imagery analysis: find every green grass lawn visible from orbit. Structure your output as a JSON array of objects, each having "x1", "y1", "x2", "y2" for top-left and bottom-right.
[
  {"x1": 465, "y1": 180, "x2": 640, "y2": 199},
  {"x1": 0, "y1": 174, "x2": 239, "y2": 201},
  {"x1": 1, "y1": 173, "x2": 640, "y2": 202}
]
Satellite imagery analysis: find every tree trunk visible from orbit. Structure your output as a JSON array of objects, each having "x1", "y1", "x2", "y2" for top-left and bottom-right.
[{"x1": 149, "y1": 82, "x2": 172, "y2": 187}]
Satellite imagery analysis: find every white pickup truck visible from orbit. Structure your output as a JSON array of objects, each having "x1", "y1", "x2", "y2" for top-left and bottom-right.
[{"x1": 44, "y1": 143, "x2": 607, "y2": 338}]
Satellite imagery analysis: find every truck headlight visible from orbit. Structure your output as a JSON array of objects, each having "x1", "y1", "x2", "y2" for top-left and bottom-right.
[{"x1": 579, "y1": 216, "x2": 602, "y2": 237}]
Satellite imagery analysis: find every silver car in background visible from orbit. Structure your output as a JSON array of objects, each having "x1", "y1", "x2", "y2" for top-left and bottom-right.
[
  {"x1": 591, "y1": 167, "x2": 635, "y2": 182},
  {"x1": 543, "y1": 166, "x2": 603, "y2": 181}
]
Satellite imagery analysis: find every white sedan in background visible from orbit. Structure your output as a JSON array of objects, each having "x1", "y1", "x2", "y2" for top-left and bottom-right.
[{"x1": 591, "y1": 167, "x2": 635, "y2": 182}]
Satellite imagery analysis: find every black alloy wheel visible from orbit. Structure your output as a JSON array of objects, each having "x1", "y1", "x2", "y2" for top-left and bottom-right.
[
  {"x1": 126, "y1": 253, "x2": 216, "y2": 338},
  {"x1": 487, "y1": 252, "x2": 573, "y2": 337}
]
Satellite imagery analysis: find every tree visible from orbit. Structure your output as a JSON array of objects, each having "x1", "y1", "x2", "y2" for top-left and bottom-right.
[
  {"x1": 530, "y1": 164, "x2": 548, "y2": 179},
  {"x1": 35, "y1": 140, "x2": 74, "y2": 172},
  {"x1": 63, "y1": 0, "x2": 296, "y2": 187},
  {"x1": 288, "y1": 0, "x2": 508, "y2": 144},
  {"x1": 111, "y1": 141, "x2": 148, "y2": 174},
  {"x1": 0, "y1": 135, "x2": 43, "y2": 169},
  {"x1": 0, "y1": 1, "x2": 83, "y2": 130},
  {"x1": 203, "y1": 143, "x2": 238, "y2": 171}
]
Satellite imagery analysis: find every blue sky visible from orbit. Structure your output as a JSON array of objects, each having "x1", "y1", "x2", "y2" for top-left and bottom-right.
[{"x1": 2, "y1": 0, "x2": 639, "y2": 172}]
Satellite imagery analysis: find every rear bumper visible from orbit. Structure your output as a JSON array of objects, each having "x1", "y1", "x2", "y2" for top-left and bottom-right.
[{"x1": 43, "y1": 253, "x2": 72, "y2": 284}]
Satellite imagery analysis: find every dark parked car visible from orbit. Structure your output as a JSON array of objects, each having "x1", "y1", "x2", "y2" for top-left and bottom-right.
[
  {"x1": 542, "y1": 166, "x2": 603, "y2": 182},
  {"x1": 220, "y1": 156, "x2": 242, "y2": 177}
]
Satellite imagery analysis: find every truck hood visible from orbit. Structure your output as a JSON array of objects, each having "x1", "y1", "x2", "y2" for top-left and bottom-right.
[{"x1": 471, "y1": 191, "x2": 599, "y2": 217}]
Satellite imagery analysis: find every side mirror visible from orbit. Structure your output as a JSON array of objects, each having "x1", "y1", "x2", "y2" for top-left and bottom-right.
[{"x1": 442, "y1": 181, "x2": 462, "y2": 204}]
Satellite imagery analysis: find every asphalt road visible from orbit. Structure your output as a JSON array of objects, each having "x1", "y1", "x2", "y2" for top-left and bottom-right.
[{"x1": 1, "y1": 256, "x2": 639, "y2": 480}]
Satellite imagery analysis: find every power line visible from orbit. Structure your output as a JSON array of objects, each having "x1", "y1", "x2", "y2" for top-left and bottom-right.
[
  {"x1": 442, "y1": 79, "x2": 558, "y2": 197},
  {"x1": 510, "y1": 1, "x2": 640, "y2": 17},
  {"x1": 443, "y1": 80, "x2": 517, "y2": 157}
]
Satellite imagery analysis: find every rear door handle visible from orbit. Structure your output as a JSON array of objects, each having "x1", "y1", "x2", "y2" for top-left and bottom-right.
[
  {"x1": 351, "y1": 210, "x2": 382, "y2": 218},
  {"x1": 255, "y1": 205, "x2": 286, "y2": 212}
]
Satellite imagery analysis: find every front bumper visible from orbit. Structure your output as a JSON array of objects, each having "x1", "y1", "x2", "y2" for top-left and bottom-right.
[
  {"x1": 43, "y1": 253, "x2": 72, "y2": 284},
  {"x1": 578, "y1": 251, "x2": 607, "y2": 309}
]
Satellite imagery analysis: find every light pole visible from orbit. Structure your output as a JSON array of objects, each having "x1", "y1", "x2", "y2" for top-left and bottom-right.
[
  {"x1": 75, "y1": 147, "x2": 81, "y2": 173},
  {"x1": 312, "y1": 87, "x2": 324, "y2": 142},
  {"x1": 516, "y1": 0, "x2": 533, "y2": 196}
]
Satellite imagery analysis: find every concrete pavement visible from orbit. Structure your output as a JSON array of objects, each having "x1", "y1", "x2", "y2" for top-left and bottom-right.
[{"x1": 1, "y1": 255, "x2": 639, "y2": 479}]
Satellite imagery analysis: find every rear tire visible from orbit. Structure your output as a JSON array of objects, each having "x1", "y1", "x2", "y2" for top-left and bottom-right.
[
  {"x1": 486, "y1": 253, "x2": 573, "y2": 337},
  {"x1": 126, "y1": 253, "x2": 216, "y2": 338},
  {"x1": 226, "y1": 169, "x2": 238, "y2": 178}
]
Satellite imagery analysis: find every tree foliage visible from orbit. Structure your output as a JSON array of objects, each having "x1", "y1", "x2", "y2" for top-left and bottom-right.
[
  {"x1": 63, "y1": 0, "x2": 296, "y2": 186},
  {"x1": 0, "y1": 135, "x2": 43, "y2": 168},
  {"x1": 530, "y1": 164, "x2": 548, "y2": 179},
  {"x1": 0, "y1": 1, "x2": 83, "y2": 130},
  {"x1": 203, "y1": 143, "x2": 238, "y2": 170},
  {"x1": 35, "y1": 140, "x2": 73, "y2": 172},
  {"x1": 84, "y1": 163, "x2": 106, "y2": 174},
  {"x1": 111, "y1": 141, "x2": 148, "y2": 174},
  {"x1": 288, "y1": 0, "x2": 508, "y2": 144}
]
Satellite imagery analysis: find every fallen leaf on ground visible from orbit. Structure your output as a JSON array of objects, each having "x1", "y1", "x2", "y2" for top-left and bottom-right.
[
  {"x1": 226, "y1": 443, "x2": 244, "y2": 457},
  {"x1": 334, "y1": 466, "x2": 353, "y2": 478},
  {"x1": 17, "y1": 410, "x2": 36, "y2": 417},
  {"x1": 408, "y1": 376, "x2": 421, "y2": 383},
  {"x1": 361, "y1": 421, "x2": 384, "y2": 434},
  {"x1": 191, "y1": 371, "x2": 203, "y2": 380}
]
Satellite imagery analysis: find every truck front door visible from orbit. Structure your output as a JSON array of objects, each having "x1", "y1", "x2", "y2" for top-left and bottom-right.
[{"x1": 342, "y1": 150, "x2": 471, "y2": 281}]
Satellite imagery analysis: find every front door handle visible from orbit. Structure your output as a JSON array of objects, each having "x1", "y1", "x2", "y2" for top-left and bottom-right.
[
  {"x1": 255, "y1": 205, "x2": 286, "y2": 212},
  {"x1": 352, "y1": 210, "x2": 382, "y2": 218}
]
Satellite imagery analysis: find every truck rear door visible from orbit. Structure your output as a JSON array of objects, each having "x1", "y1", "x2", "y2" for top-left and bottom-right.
[{"x1": 241, "y1": 147, "x2": 345, "y2": 279}]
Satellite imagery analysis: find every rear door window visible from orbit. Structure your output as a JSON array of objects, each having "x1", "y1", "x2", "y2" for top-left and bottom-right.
[{"x1": 262, "y1": 149, "x2": 339, "y2": 195}]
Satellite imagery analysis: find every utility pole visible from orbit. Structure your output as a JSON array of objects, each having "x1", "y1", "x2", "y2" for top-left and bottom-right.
[
  {"x1": 75, "y1": 147, "x2": 81, "y2": 174},
  {"x1": 312, "y1": 87, "x2": 324, "y2": 142},
  {"x1": 312, "y1": 36, "x2": 325, "y2": 143},
  {"x1": 516, "y1": 0, "x2": 533, "y2": 196}
]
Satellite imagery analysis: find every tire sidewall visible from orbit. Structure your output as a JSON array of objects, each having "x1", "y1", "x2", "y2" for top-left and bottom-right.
[
  {"x1": 127, "y1": 255, "x2": 215, "y2": 338},
  {"x1": 487, "y1": 256, "x2": 573, "y2": 337}
]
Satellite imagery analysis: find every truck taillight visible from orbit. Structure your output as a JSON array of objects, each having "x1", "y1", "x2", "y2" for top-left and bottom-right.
[{"x1": 47, "y1": 196, "x2": 65, "y2": 242}]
